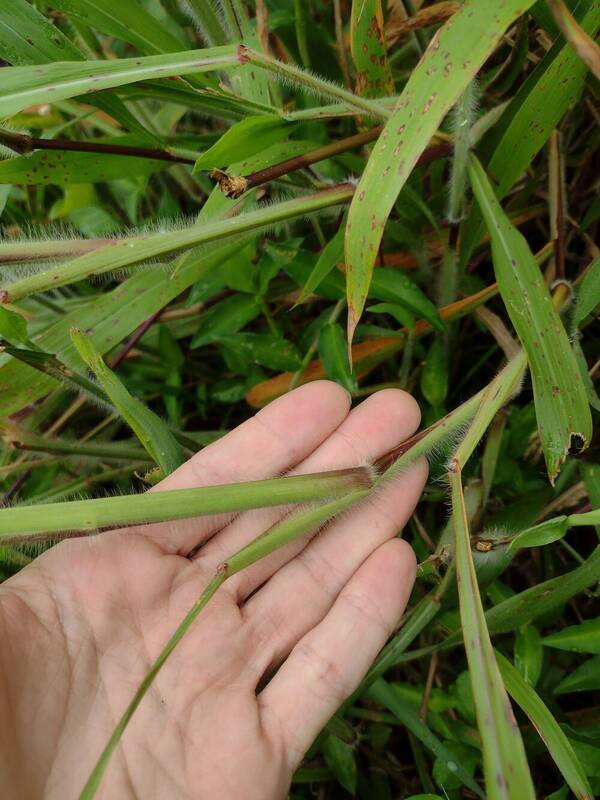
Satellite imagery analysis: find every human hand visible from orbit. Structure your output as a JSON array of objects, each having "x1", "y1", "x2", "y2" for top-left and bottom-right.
[{"x1": 0, "y1": 382, "x2": 426, "y2": 799}]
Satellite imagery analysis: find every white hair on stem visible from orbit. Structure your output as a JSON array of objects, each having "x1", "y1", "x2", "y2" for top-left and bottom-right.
[
  {"x1": 447, "y1": 78, "x2": 480, "y2": 225},
  {"x1": 177, "y1": 0, "x2": 226, "y2": 46}
]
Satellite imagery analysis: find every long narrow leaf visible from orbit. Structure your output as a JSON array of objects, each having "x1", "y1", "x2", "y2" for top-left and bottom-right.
[
  {"x1": 496, "y1": 650, "x2": 593, "y2": 800},
  {"x1": 542, "y1": 619, "x2": 600, "y2": 655},
  {"x1": 468, "y1": 155, "x2": 592, "y2": 481},
  {"x1": 443, "y1": 352, "x2": 534, "y2": 800},
  {"x1": 0, "y1": 0, "x2": 160, "y2": 139},
  {"x1": 554, "y1": 655, "x2": 600, "y2": 696},
  {"x1": 449, "y1": 468, "x2": 535, "y2": 800},
  {"x1": 296, "y1": 224, "x2": 345, "y2": 304},
  {"x1": 367, "y1": 679, "x2": 484, "y2": 798},
  {"x1": 350, "y1": 0, "x2": 394, "y2": 97},
  {"x1": 70, "y1": 329, "x2": 185, "y2": 475},
  {"x1": 0, "y1": 0, "x2": 81, "y2": 64},
  {"x1": 318, "y1": 323, "x2": 357, "y2": 393},
  {"x1": 0, "y1": 46, "x2": 238, "y2": 118},
  {"x1": 49, "y1": 0, "x2": 187, "y2": 56},
  {"x1": 459, "y1": 1, "x2": 600, "y2": 266},
  {"x1": 344, "y1": 0, "x2": 534, "y2": 343},
  {"x1": 0, "y1": 136, "x2": 172, "y2": 186},
  {"x1": 0, "y1": 240, "x2": 249, "y2": 417}
]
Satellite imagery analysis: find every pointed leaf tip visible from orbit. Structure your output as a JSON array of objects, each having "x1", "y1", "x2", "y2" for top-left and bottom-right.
[{"x1": 346, "y1": 306, "x2": 358, "y2": 365}]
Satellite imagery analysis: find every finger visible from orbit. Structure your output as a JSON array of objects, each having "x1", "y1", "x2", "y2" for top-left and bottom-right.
[
  {"x1": 258, "y1": 538, "x2": 416, "y2": 769},
  {"x1": 136, "y1": 381, "x2": 350, "y2": 554},
  {"x1": 243, "y1": 456, "x2": 427, "y2": 674},
  {"x1": 186, "y1": 389, "x2": 421, "y2": 595}
]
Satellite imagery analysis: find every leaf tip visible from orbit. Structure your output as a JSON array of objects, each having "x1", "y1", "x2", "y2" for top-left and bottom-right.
[{"x1": 346, "y1": 307, "x2": 358, "y2": 366}]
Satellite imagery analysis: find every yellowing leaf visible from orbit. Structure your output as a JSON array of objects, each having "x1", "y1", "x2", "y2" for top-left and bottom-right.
[{"x1": 547, "y1": 0, "x2": 600, "y2": 80}]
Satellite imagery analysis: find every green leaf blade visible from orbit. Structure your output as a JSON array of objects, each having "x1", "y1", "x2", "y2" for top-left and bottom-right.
[
  {"x1": 0, "y1": 0, "x2": 82, "y2": 64},
  {"x1": 507, "y1": 516, "x2": 569, "y2": 552},
  {"x1": 554, "y1": 655, "x2": 600, "y2": 695},
  {"x1": 369, "y1": 270, "x2": 443, "y2": 332},
  {"x1": 450, "y1": 470, "x2": 535, "y2": 800},
  {"x1": 573, "y1": 257, "x2": 600, "y2": 326},
  {"x1": 496, "y1": 650, "x2": 593, "y2": 800},
  {"x1": 459, "y1": 1, "x2": 600, "y2": 267},
  {"x1": 296, "y1": 225, "x2": 345, "y2": 305},
  {"x1": 49, "y1": 0, "x2": 187, "y2": 57},
  {"x1": 322, "y1": 734, "x2": 357, "y2": 795},
  {"x1": 216, "y1": 333, "x2": 302, "y2": 372},
  {"x1": 193, "y1": 116, "x2": 291, "y2": 172},
  {"x1": 0, "y1": 46, "x2": 238, "y2": 119},
  {"x1": 70, "y1": 328, "x2": 185, "y2": 476},
  {"x1": 367, "y1": 679, "x2": 484, "y2": 798},
  {"x1": 344, "y1": 0, "x2": 535, "y2": 343},
  {"x1": 0, "y1": 136, "x2": 170, "y2": 186},
  {"x1": 542, "y1": 619, "x2": 600, "y2": 654},
  {"x1": 318, "y1": 322, "x2": 357, "y2": 394},
  {"x1": 468, "y1": 155, "x2": 592, "y2": 481},
  {"x1": 350, "y1": 0, "x2": 394, "y2": 98}
]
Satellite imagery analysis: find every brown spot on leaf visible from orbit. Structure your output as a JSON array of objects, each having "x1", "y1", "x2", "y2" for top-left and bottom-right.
[{"x1": 423, "y1": 92, "x2": 437, "y2": 113}]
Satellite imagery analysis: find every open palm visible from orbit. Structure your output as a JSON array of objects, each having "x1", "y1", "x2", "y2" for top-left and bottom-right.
[{"x1": 0, "y1": 382, "x2": 426, "y2": 799}]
